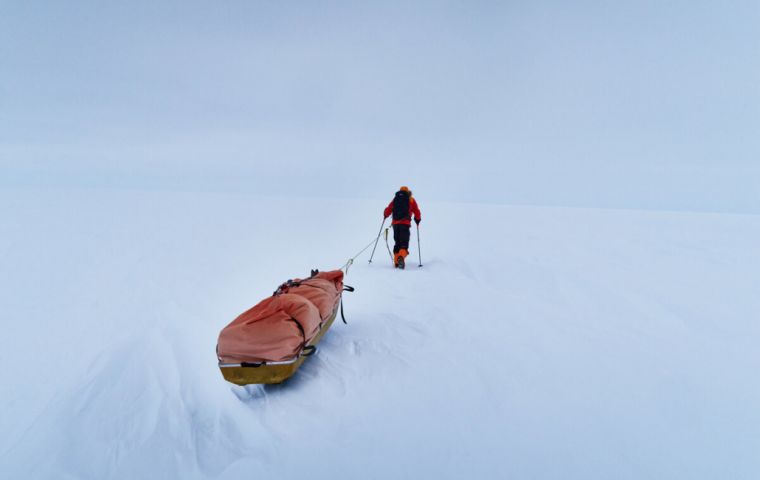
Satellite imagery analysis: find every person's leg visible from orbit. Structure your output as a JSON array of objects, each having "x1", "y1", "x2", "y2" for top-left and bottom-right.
[
  {"x1": 392, "y1": 225, "x2": 410, "y2": 267},
  {"x1": 392, "y1": 225, "x2": 401, "y2": 267},
  {"x1": 392, "y1": 224, "x2": 402, "y2": 254},
  {"x1": 398, "y1": 225, "x2": 410, "y2": 258}
]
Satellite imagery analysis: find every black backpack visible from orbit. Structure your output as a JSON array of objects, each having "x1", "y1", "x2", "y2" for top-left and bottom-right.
[{"x1": 392, "y1": 190, "x2": 410, "y2": 221}]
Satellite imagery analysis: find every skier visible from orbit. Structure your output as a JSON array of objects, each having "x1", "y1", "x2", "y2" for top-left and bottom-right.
[{"x1": 383, "y1": 186, "x2": 422, "y2": 269}]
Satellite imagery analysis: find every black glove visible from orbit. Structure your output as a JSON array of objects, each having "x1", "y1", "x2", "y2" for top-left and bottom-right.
[{"x1": 414, "y1": 218, "x2": 421, "y2": 225}]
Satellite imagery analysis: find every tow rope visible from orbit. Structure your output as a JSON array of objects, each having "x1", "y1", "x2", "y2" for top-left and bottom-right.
[
  {"x1": 384, "y1": 228, "x2": 394, "y2": 262},
  {"x1": 335, "y1": 226, "x2": 393, "y2": 323},
  {"x1": 341, "y1": 236, "x2": 379, "y2": 274}
]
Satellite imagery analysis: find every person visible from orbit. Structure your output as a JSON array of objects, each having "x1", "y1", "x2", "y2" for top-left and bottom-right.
[{"x1": 383, "y1": 186, "x2": 421, "y2": 269}]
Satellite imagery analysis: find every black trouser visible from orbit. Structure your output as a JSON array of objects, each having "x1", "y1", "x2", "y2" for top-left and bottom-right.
[{"x1": 392, "y1": 224, "x2": 411, "y2": 253}]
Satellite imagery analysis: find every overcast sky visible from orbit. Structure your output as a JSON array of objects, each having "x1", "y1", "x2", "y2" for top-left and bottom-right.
[{"x1": 1, "y1": 1, "x2": 758, "y2": 212}]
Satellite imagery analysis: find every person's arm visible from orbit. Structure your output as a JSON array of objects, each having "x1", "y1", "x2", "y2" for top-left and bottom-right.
[
  {"x1": 383, "y1": 201, "x2": 393, "y2": 218},
  {"x1": 411, "y1": 199, "x2": 421, "y2": 224}
]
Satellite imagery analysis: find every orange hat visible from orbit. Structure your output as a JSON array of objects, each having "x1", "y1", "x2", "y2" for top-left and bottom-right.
[{"x1": 400, "y1": 186, "x2": 410, "y2": 192}]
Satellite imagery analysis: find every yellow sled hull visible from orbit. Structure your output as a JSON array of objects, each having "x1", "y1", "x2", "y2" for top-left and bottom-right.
[{"x1": 219, "y1": 307, "x2": 339, "y2": 385}]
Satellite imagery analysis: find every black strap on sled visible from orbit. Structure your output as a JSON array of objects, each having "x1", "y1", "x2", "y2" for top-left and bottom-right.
[
  {"x1": 301, "y1": 345, "x2": 317, "y2": 357},
  {"x1": 340, "y1": 285, "x2": 355, "y2": 324},
  {"x1": 241, "y1": 362, "x2": 264, "y2": 368},
  {"x1": 272, "y1": 269, "x2": 324, "y2": 296}
]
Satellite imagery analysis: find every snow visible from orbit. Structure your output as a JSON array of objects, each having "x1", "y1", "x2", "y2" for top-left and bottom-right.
[{"x1": 2, "y1": 187, "x2": 760, "y2": 479}]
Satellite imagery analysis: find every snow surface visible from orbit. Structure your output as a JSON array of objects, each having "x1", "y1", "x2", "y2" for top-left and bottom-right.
[{"x1": 2, "y1": 188, "x2": 760, "y2": 479}]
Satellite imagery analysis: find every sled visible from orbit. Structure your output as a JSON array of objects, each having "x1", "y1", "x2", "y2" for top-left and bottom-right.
[
  {"x1": 216, "y1": 270, "x2": 349, "y2": 385},
  {"x1": 218, "y1": 305, "x2": 339, "y2": 385}
]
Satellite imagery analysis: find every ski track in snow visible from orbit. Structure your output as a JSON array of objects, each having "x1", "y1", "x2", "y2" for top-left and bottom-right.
[{"x1": 2, "y1": 189, "x2": 760, "y2": 479}]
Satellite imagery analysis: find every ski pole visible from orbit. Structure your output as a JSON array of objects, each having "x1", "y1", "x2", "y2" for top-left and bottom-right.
[
  {"x1": 368, "y1": 218, "x2": 386, "y2": 263},
  {"x1": 416, "y1": 223, "x2": 423, "y2": 267}
]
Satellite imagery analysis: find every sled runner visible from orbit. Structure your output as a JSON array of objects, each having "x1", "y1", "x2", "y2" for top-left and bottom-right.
[{"x1": 217, "y1": 270, "x2": 350, "y2": 385}]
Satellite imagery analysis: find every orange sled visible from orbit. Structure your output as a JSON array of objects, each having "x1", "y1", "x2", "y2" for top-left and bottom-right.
[{"x1": 216, "y1": 270, "x2": 351, "y2": 385}]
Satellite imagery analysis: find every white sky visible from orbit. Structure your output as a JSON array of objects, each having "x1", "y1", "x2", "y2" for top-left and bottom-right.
[{"x1": 1, "y1": 1, "x2": 758, "y2": 212}]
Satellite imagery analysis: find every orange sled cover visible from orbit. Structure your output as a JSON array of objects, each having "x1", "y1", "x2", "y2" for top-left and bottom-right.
[{"x1": 217, "y1": 270, "x2": 344, "y2": 365}]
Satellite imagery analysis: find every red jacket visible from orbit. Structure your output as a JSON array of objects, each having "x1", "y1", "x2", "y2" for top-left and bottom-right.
[{"x1": 384, "y1": 197, "x2": 422, "y2": 226}]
